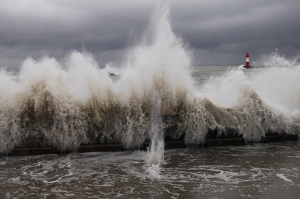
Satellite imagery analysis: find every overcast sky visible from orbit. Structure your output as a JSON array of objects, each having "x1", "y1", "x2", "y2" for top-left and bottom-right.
[{"x1": 1, "y1": 0, "x2": 300, "y2": 69}]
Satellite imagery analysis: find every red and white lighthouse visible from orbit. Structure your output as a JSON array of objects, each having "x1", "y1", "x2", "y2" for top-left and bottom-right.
[{"x1": 245, "y1": 52, "x2": 250, "y2": 67}]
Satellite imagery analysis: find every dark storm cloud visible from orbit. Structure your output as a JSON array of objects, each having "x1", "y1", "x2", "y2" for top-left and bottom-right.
[
  {"x1": 0, "y1": 0, "x2": 155, "y2": 68},
  {"x1": 170, "y1": 0, "x2": 300, "y2": 65},
  {"x1": 0, "y1": 0, "x2": 300, "y2": 68}
]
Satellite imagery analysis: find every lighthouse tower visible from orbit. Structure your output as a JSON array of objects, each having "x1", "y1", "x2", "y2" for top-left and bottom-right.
[{"x1": 244, "y1": 52, "x2": 251, "y2": 68}]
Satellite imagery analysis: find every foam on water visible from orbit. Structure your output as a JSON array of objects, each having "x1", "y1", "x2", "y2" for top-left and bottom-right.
[
  {"x1": 2, "y1": 143, "x2": 300, "y2": 198},
  {"x1": 0, "y1": 6, "x2": 300, "y2": 154},
  {"x1": 276, "y1": 173, "x2": 292, "y2": 182}
]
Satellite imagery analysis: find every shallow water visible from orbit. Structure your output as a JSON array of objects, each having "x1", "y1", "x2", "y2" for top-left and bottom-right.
[{"x1": 1, "y1": 141, "x2": 300, "y2": 198}]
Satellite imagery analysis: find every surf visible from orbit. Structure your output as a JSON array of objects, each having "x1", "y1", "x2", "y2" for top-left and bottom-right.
[{"x1": 0, "y1": 6, "x2": 300, "y2": 155}]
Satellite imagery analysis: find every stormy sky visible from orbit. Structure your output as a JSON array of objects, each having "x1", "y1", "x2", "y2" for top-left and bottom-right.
[{"x1": 1, "y1": 0, "x2": 300, "y2": 69}]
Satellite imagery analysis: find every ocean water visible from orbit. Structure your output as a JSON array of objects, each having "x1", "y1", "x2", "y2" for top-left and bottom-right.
[
  {"x1": 1, "y1": 142, "x2": 300, "y2": 198},
  {"x1": 1, "y1": 5, "x2": 300, "y2": 198}
]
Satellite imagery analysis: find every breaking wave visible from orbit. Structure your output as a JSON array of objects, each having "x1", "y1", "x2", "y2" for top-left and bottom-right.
[{"x1": 0, "y1": 6, "x2": 300, "y2": 154}]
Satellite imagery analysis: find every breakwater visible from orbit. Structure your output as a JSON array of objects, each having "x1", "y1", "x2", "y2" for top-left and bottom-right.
[{"x1": 10, "y1": 133, "x2": 298, "y2": 156}]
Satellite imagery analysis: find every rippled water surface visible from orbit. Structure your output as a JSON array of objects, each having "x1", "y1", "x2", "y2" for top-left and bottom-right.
[{"x1": 1, "y1": 141, "x2": 300, "y2": 198}]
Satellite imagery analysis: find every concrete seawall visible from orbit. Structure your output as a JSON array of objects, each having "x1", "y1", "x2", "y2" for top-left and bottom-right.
[{"x1": 10, "y1": 134, "x2": 298, "y2": 156}]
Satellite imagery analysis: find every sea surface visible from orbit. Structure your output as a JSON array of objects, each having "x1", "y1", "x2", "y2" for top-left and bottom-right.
[
  {"x1": 1, "y1": 6, "x2": 300, "y2": 198},
  {"x1": 1, "y1": 141, "x2": 300, "y2": 198}
]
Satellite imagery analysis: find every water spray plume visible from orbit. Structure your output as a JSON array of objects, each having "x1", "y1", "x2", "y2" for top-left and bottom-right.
[{"x1": 0, "y1": 5, "x2": 300, "y2": 156}]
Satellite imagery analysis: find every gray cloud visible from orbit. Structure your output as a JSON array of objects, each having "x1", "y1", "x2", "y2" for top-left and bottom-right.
[{"x1": 0, "y1": 0, "x2": 299, "y2": 68}]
